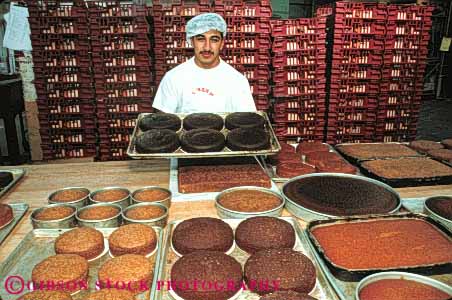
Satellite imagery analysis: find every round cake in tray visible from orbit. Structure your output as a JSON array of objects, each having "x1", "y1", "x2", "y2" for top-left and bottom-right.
[
  {"x1": 85, "y1": 288, "x2": 136, "y2": 300},
  {"x1": 92, "y1": 189, "x2": 129, "y2": 202},
  {"x1": 98, "y1": 254, "x2": 153, "y2": 295},
  {"x1": 138, "y1": 113, "x2": 181, "y2": 132},
  {"x1": 32, "y1": 254, "x2": 89, "y2": 293},
  {"x1": 425, "y1": 196, "x2": 452, "y2": 221},
  {"x1": 125, "y1": 205, "x2": 166, "y2": 220},
  {"x1": 170, "y1": 250, "x2": 243, "y2": 300},
  {"x1": 276, "y1": 162, "x2": 316, "y2": 178},
  {"x1": 55, "y1": 227, "x2": 105, "y2": 260},
  {"x1": 50, "y1": 188, "x2": 88, "y2": 203},
  {"x1": 225, "y1": 112, "x2": 265, "y2": 130},
  {"x1": 109, "y1": 224, "x2": 157, "y2": 256},
  {"x1": 260, "y1": 291, "x2": 318, "y2": 300},
  {"x1": 78, "y1": 205, "x2": 120, "y2": 220},
  {"x1": 235, "y1": 216, "x2": 295, "y2": 254},
  {"x1": 409, "y1": 139, "x2": 444, "y2": 153},
  {"x1": 316, "y1": 160, "x2": 358, "y2": 174},
  {"x1": 0, "y1": 203, "x2": 14, "y2": 227},
  {"x1": 172, "y1": 217, "x2": 233, "y2": 255},
  {"x1": 218, "y1": 189, "x2": 282, "y2": 213},
  {"x1": 305, "y1": 151, "x2": 344, "y2": 165},
  {"x1": 226, "y1": 127, "x2": 270, "y2": 151},
  {"x1": 244, "y1": 248, "x2": 316, "y2": 295},
  {"x1": 18, "y1": 290, "x2": 74, "y2": 300},
  {"x1": 34, "y1": 206, "x2": 75, "y2": 221},
  {"x1": 296, "y1": 142, "x2": 330, "y2": 154},
  {"x1": 427, "y1": 148, "x2": 452, "y2": 163},
  {"x1": 441, "y1": 138, "x2": 452, "y2": 149},
  {"x1": 180, "y1": 129, "x2": 225, "y2": 153},
  {"x1": 135, "y1": 129, "x2": 179, "y2": 153},
  {"x1": 133, "y1": 188, "x2": 170, "y2": 202},
  {"x1": 0, "y1": 171, "x2": 13, "y2": 188},
  {"x1": 183, "y1": 113, "x2": 224, "y2": 131}
]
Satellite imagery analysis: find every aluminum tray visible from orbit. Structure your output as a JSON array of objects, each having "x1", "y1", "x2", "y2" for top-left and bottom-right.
[
  {"x1": 0, "y1": 203, "x2": 28, "y2": 245},
  {"x1": 0, "y1": 168, "x2": 25, "y2": 198},
  {"x1": 154, "y1": 217, "x2": 339, "y2": 300},
  {"x1": 402, "y1": 196, "x2": 452, "y2": 231},
  {"x1": 127, "y1": 112, "x2": 281, "y2": 159},
  {"x1": 0, "y1": 227, "x2": 163, "y2": 300}
]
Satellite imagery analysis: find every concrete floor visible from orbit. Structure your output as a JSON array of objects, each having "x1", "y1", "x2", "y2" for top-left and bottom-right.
[{"x1": 416, "y1": 98, "x2": 452, "y2": 141}]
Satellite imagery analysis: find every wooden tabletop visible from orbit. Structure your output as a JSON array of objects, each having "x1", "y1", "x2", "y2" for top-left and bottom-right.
[{"x1": 1, "y1": 159, "x2": 452, "y2": 262}]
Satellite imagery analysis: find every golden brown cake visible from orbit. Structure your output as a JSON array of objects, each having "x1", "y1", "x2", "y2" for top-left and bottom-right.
[
  {"x1": 18, "y1": 290, "x2": 73, "y2": 300},
  {"x1": 409, "y1": 139, "x2": 444, "y2": 153},
  {"x1": 34, "y1": 206, "x2": 75, "y2": 221},
  {"x1": 85, "y1": 288, "x2": 137, "y2": 300},
  {"x1": 125, "y1": 205, "x2": 166, "y2": 220},
  {"x1": 133, "y1": 189, "x2": 170, "y2": 202},
  {"x1": 51, "y1": 189, "x2": 88, "y2": 202},
  {"x1": 55, "y1": 227, "x2": 105, "y2": 259},
  {"x1": 78, "y1": 206, "x2": 120, "y2": 220},
  {"x1": 92, "y1": 189, "x2": 129, "y2": 202},
  {"x1": 98, "y1": 254, "x2": 153, "y2": 295},
  {"x1": 109, "y1": 224, "x2": 157, "y2": 256},
  {"x1": 428, "y1": 148, "x2": 452, "y2": 163},
  {"x1": 218, "y1": 190, "x2": 282, "y2": 212},
  {"x1": 0, "y1": 203, "x2": 14, "y2": 227},
  {"x1": 336, "y1": 143, "x2": 420, "y2": 160}
]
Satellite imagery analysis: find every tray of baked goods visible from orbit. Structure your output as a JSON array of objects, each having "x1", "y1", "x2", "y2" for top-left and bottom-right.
[
  {"x1": 0, "y1": 203, "x2": 28, "y2": 245},
  {"x1": 0, "y1": 168, "x2": 25, "y2": 198},
  {"x1": 305, "y1": 213, "x2": 452, "y2": 300},
  {"x1": 0, "y1": 225, "x2": 163, "y2": 300},
  {"x1": 402, "y1": 195, "x2": 452, "y2": 231},
  {"x1": 155, "y1": 216, "x2": 339, "y2": 300},
  {"x1": 127, "y1": 112, "x2": 281, "y2": 159},
  {"x1": 407, "y1": 139, "x2": 452, "y2": 168}
]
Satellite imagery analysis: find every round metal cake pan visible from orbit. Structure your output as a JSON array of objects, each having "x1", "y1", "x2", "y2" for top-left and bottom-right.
[
  {"x1": 76, "y1": 203, "x2": 122, "y2": 228},
  {"x1": 424, "y1": 196, "x2": 452, "y2": 231},
  {"x1": 215, "y1": 186, "x2": 284, "y2": 219},
  {"x1": 31, "y1": 203, "x2": 77, "y2": 229},
  {"x1": 89, "y1": 187, "x2": 131, "y2": 209},
  {"x1": 48, "y1": 187, "x2": 90, "y2": 209},
  {"x1": 122, "y1": 202, "x2": 169, "y2": 227},
  {"x1": 355, "y1": 271, "x2": 452, "y2": 300},
  {"x1": 131, "y1": 186, "x2": 172, "y2": 208},
  {"x1": 282, "y1": 173, "x2": 402, "y2": 222}
]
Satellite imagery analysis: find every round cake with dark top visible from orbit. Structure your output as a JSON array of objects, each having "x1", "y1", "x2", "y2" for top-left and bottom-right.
[
  {"x1": 441, "y1": 138, "x2": 452, "y2": 149},
  {"x1": 135, "y1": 129, "x2": 179, "y2": 153},
  {"x1": 427, "y1": 148, "x2": 452, "y2": 163},
  {"x1": 260, "y1": 291, "x2": 318, "y2": 300},
  {"x1": 235, "y1": 216, "x2": 295, "y2": 254},
  {"x1": 0, "y1": 171, "x2": 13, "y2": 188},
  {"x1": 180, "y1": 129, "x2": 225, "y2": 153},
  {"x1": 227, "y1": 128, "x2": 270, "y2": 151},
  {"x1": 0, "y1": 203, "x2": 13, "y2": 227},
  {"x1": 170, "y1": 250, "x2": 243, "y2": 300},
  {"x1": 409, "y1": 139, "x2": 444, "y2": 153},
  {"x1": 245, "y1": 248, "x2": 316, "y2": 295},
  {"x1": 109, "y1": 224, "x2": 157, "y2": 256},
  {"x1": 18, "y1": 290, "x2": 73, "y2": 300},
  {"x1": 276, "y1": 162, "x2": 316, "y2": 178},
  {"x1": 85, "y1": 288, "x2": 136, "y2": 300},
  {"x1": 172, "y1": 217, "x2": 234, "y2": 255},
  {"x1": 296, "y1": 142, "x2": 330, "y2": 154},
  {"x1": 54, "y1": 227, "x2": 105, "y2": 259},
  {"x1": 225, "y1": 112, "x2": 266, "y2": 130},
  {"x1": 425, "y1": 196, "x2": 452, "y2": 221},
  {"x1": 138, "y1": 113, "x2": 181, "y2": 132},
  {"x1": 183, "y1": 113, "x2": 224, "y2": 131}
]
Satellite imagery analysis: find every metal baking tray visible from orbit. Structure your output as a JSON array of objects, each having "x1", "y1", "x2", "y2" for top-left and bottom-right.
[
  {"x1": 127, "y1": 112, "x2": 281, "y2": 159},
  {"x1": 0, "y1": 168, "x2": 25, "y2": 198},
  {"x1": 154, "y1": 217, "x2": 340, "y2": 300},
  {"x1": 306, "y1": 214, "x2": 452, "y2": 285},
  {"x1": 402, "y1": 196, "x2": 452, "y2": 231},
  {"x1": 0, "y1": 227, "x2": 163, "y2": 300},
  {"x1": 0, "y1": 203, "x2": 28, "y2": 246}
]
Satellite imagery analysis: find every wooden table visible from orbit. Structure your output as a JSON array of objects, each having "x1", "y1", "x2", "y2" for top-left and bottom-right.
[{"x1": 1, "y1": 159, "x2": 452, "y2": 262}]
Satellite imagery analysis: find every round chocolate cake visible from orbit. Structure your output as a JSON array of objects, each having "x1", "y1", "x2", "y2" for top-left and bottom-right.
[
  {"x1": 260, "y1": 291, "x2": 318, "y2": 300},
  {"x1": 244, "y1": 248, "x2": 316, "y2": 295},
  {"x1": 0, "y1": 171, "x2": 13, "y2": 188},
  {"x1": 235, "y1": 216, "x2": 295, "y2": 254},
  {"x1": 180, "y1": 129, "x2": 225, "y2": 153},
  {"x1": 225, "y1": 112, "x2": 265, "y2": 130},
  {"x1": 135, "y1": 129, "x2": 179, "y2": 153},
  {"x1": 170, "y1": 250, "x2": 243, "y2": 300},
  {"x1": 172, "y1": 217, "x2": 234, "y2": 255},
  {"x1": 138, "y1": 113, "x2": 181, "y2": 132},
  {"x1": 183, "y1": 113, "x2": 224, "y2": 131},
  {"x1": 425, "y1": 196, "x2": 452, "y2": 221},
  {"x1": 227, "y1": 128, "x2": 270, "y2": 151}
]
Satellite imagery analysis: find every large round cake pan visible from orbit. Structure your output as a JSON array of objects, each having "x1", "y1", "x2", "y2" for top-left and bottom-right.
[
  {"x1": 76, "y1": 203, "x2": 122, "y2": 228},
  {"x1": 89, "y1": 187, "x2": 130, "y2": 209},
  {"x1": 48, "y1": 187, "x2": 90, "y2": 209},
  {"x1": 424, "y1": 196, "x2": 452, "y2": 231},
  {"x1": 131, "y1": 186, "x2": 172, "y2": 208},
  {"x1": 282, "y1": 173, "x2": 401, "y2": 221},
  {"x1": 31, "y1": 203, "x2": 77, "y2": 229},
  {"x1": 355, "y1": 271, "x2": 452, "y2": 300},
  {"x1": 122, "y1": 202, "x2": 169, "y2": 227},
  {"x1": 215, "y1": 186, "x2": 284, "y2": 219}
]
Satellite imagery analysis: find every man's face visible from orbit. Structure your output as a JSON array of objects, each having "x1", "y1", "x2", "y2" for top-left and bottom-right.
[{"x1": 192, "y1": 29, "x2": 224, "y2": 69}]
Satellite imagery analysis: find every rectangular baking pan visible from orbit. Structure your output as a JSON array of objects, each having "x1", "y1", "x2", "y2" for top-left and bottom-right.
[
  {"x1": 306, "y1": 213, "x2": 452, "y2": 283},
  {"x1": 0, "y1": 168, "x2": 25, "y2": 198},
  {"x1": 0, "y1": 227, "x2": 163, "y2": 300},
  {"x1": 0, "y1": 203, "x2": 28, "y2": 246},
  {"x1": 154, "y1": 217, "x2": 340, "y2": 300},
  {"x1": 127, "y1": 112, "x2": 281, "y2": 159}
]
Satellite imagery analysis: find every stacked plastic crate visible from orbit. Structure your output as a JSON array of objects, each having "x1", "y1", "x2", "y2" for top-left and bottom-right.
[
  {"x1": 28, "y1": 0, "x2": 97, "y2": 160},
  {"x1": 214, "y1": 0, "x2": 272, "y2": 111},
  {"x1": 326, "y1": 2, "x2": 386, "y2": 144},
  {"x1": 376, "y1": 5, "x2": 433, "y2": 142},
  {"x1": 88, "y1": 1, "x2": 154, "y2": 161},
  {"x1": 270, "y1": 17, "x2": 328, "y2": 144}
]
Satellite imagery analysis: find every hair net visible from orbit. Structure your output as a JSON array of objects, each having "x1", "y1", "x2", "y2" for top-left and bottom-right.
[{"x1": 186, "y1": 13, "x2": 227, "y2": 46}]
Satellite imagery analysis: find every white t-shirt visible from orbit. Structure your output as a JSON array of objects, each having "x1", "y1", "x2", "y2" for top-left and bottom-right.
[{"x1": 152, "y1": 58, "x2": 256, "y2": 113}]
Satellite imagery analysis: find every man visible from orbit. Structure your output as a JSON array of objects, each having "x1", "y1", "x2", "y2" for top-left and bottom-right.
[{"x1": 152, "y1": 13, "x2": 257, "y2": 113}]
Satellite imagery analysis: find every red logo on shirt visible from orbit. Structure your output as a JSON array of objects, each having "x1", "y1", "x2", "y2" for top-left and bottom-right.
[{"x1": 192, "y1": 87, "x2": 215, "y2": 96}]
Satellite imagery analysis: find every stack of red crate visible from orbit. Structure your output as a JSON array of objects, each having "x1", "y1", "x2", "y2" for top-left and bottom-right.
[
  {"x1": 270, "y1": 17, "x2": 328, "y2": 143},
  {"x1": 376, "y1": 5, "x2": 433, "y2": 142},
  {"x1": 327, "y1": 2, "x2": 386, "y2": 144},
  {"x1": 28, "y1": 0, "x2": 97, "y2": 160},
  {"x1": 88, "y1": 1, "x2": 154, "y2": 161}
]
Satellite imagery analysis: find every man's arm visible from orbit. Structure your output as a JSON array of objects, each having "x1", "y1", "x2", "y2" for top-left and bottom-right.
[{"x1": 152, "y1": 73, "x2": 180, "y2": 113}]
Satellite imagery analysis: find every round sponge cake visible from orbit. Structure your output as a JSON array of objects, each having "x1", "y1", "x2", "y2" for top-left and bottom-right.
[
  {"x1": 18, "y1": 290, "x2": 73, "y2": 300},
  {"x1": 138, "y1": 113, "x2": 181, "y2": 132},
  {"x1": 135, "y1": 129, "x2": 179, "y2": 153},
  {"x1": 225, "y1": 112, "x2": 265, "y2": 130},
  {"x1": 55, "y1": 227, "x2": 105, "y2": 260},
  {"x1": 109, "y1": 224, "x2": 157, "y2": 256},
  {"x1": 183, "y1": 113, "x2": 224, "y2": 131},
  {"x1": 180, "y1": 129, "x2": 225, "y2": 153},
  {"x1": 227, "y1": 128, "x2": 270, "y2": 151}
]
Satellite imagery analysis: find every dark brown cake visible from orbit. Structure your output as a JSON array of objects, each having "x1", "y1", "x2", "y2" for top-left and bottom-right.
[
  {"x1": 109, "y1": 224, "x2": 157, "y2": 256},
  {"x1": 85, "y1": 288, "x2": 136, "y2": 300},
  {"x1": 172, "y1": 217, "x2": 233, "y2": 255},
  {"x1": 0, "y1": 203, "x2": 13, "y2": 227},
  {"x1": 427, "y1": 148, "x2": 452, "y2": 163},
  {"x1": 135, "y1": 129, "x2": 180, "y2": 153},
  {"x1": 441, "y1": 138, "x2": 452, "y2": 149},
  {"x1": 276, "y1": 162, "x2": 316, "y2": 178},
  {"x1": 138, "y1": 113, "x2": 181, "y2": 132},
  {"x1": 18, "y1": 290, "x2": 73, "y2": 300},
  {"x1": 225, "y1": 112, "x2": 265, "y2": 130},
  {"x1": 235, "y1": 217, "x2": 295, "y2": 254},
  {"x1": 296, "y1": 142, "x2": 330, "y2": 154},
  {"x1": 244, "y1": 248, "x2": 316, "y2": 295},
  {"x1": 335, "y1": 143, "x2": 420, "y2": 160},
  {"x1": 125, "y1": 205, "x2": 166, "y2": 220},
  {"x1": 425, "y1": 196, "x2": 452, "y2": 221},
  {"x1": 51, "y1": 188, "x2": 88, "y2": 202},
  {"x1": 183, "y1": 113, "x2": 224, "y2": 131},
  {"x1": 269, "y1": 151, "x2": 301, "y2": 165},
  {"x1": 260, "y1": 290, "x2": 318, "y2": 300},
  {"x1": 170, "y1": 250, "x2": 243, "y2": 300},
  {"x1": 55, "y1": 227, "x2": 105, "y2": 259},
  {"x1": 180, "y1": 129, "x2": 225, "y2": 153},
  {"x1": 305, "y1": 151, "x2": 344, "y2": 165},
  {"x1": 218, "y1": 189, "x2": 282, "y2": 212},
  {"x1": 78, "y1": 205, "x2": 120, "y2": 220},
  {"x1": 409, "y1": 139, "x2": 444, "y2": 153},
  {"x1": 227, "y1": 127, "x2": 270, "y2": 151},
  {"x1": 316, "y1": 160, "x2": 358, "y2": 174},
  {"x1": 34, "y1": 206, "x2": 75, "y2": 221},
  {"x1": 0, "y1": 171, "x2": 13, "y2": 188}
]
